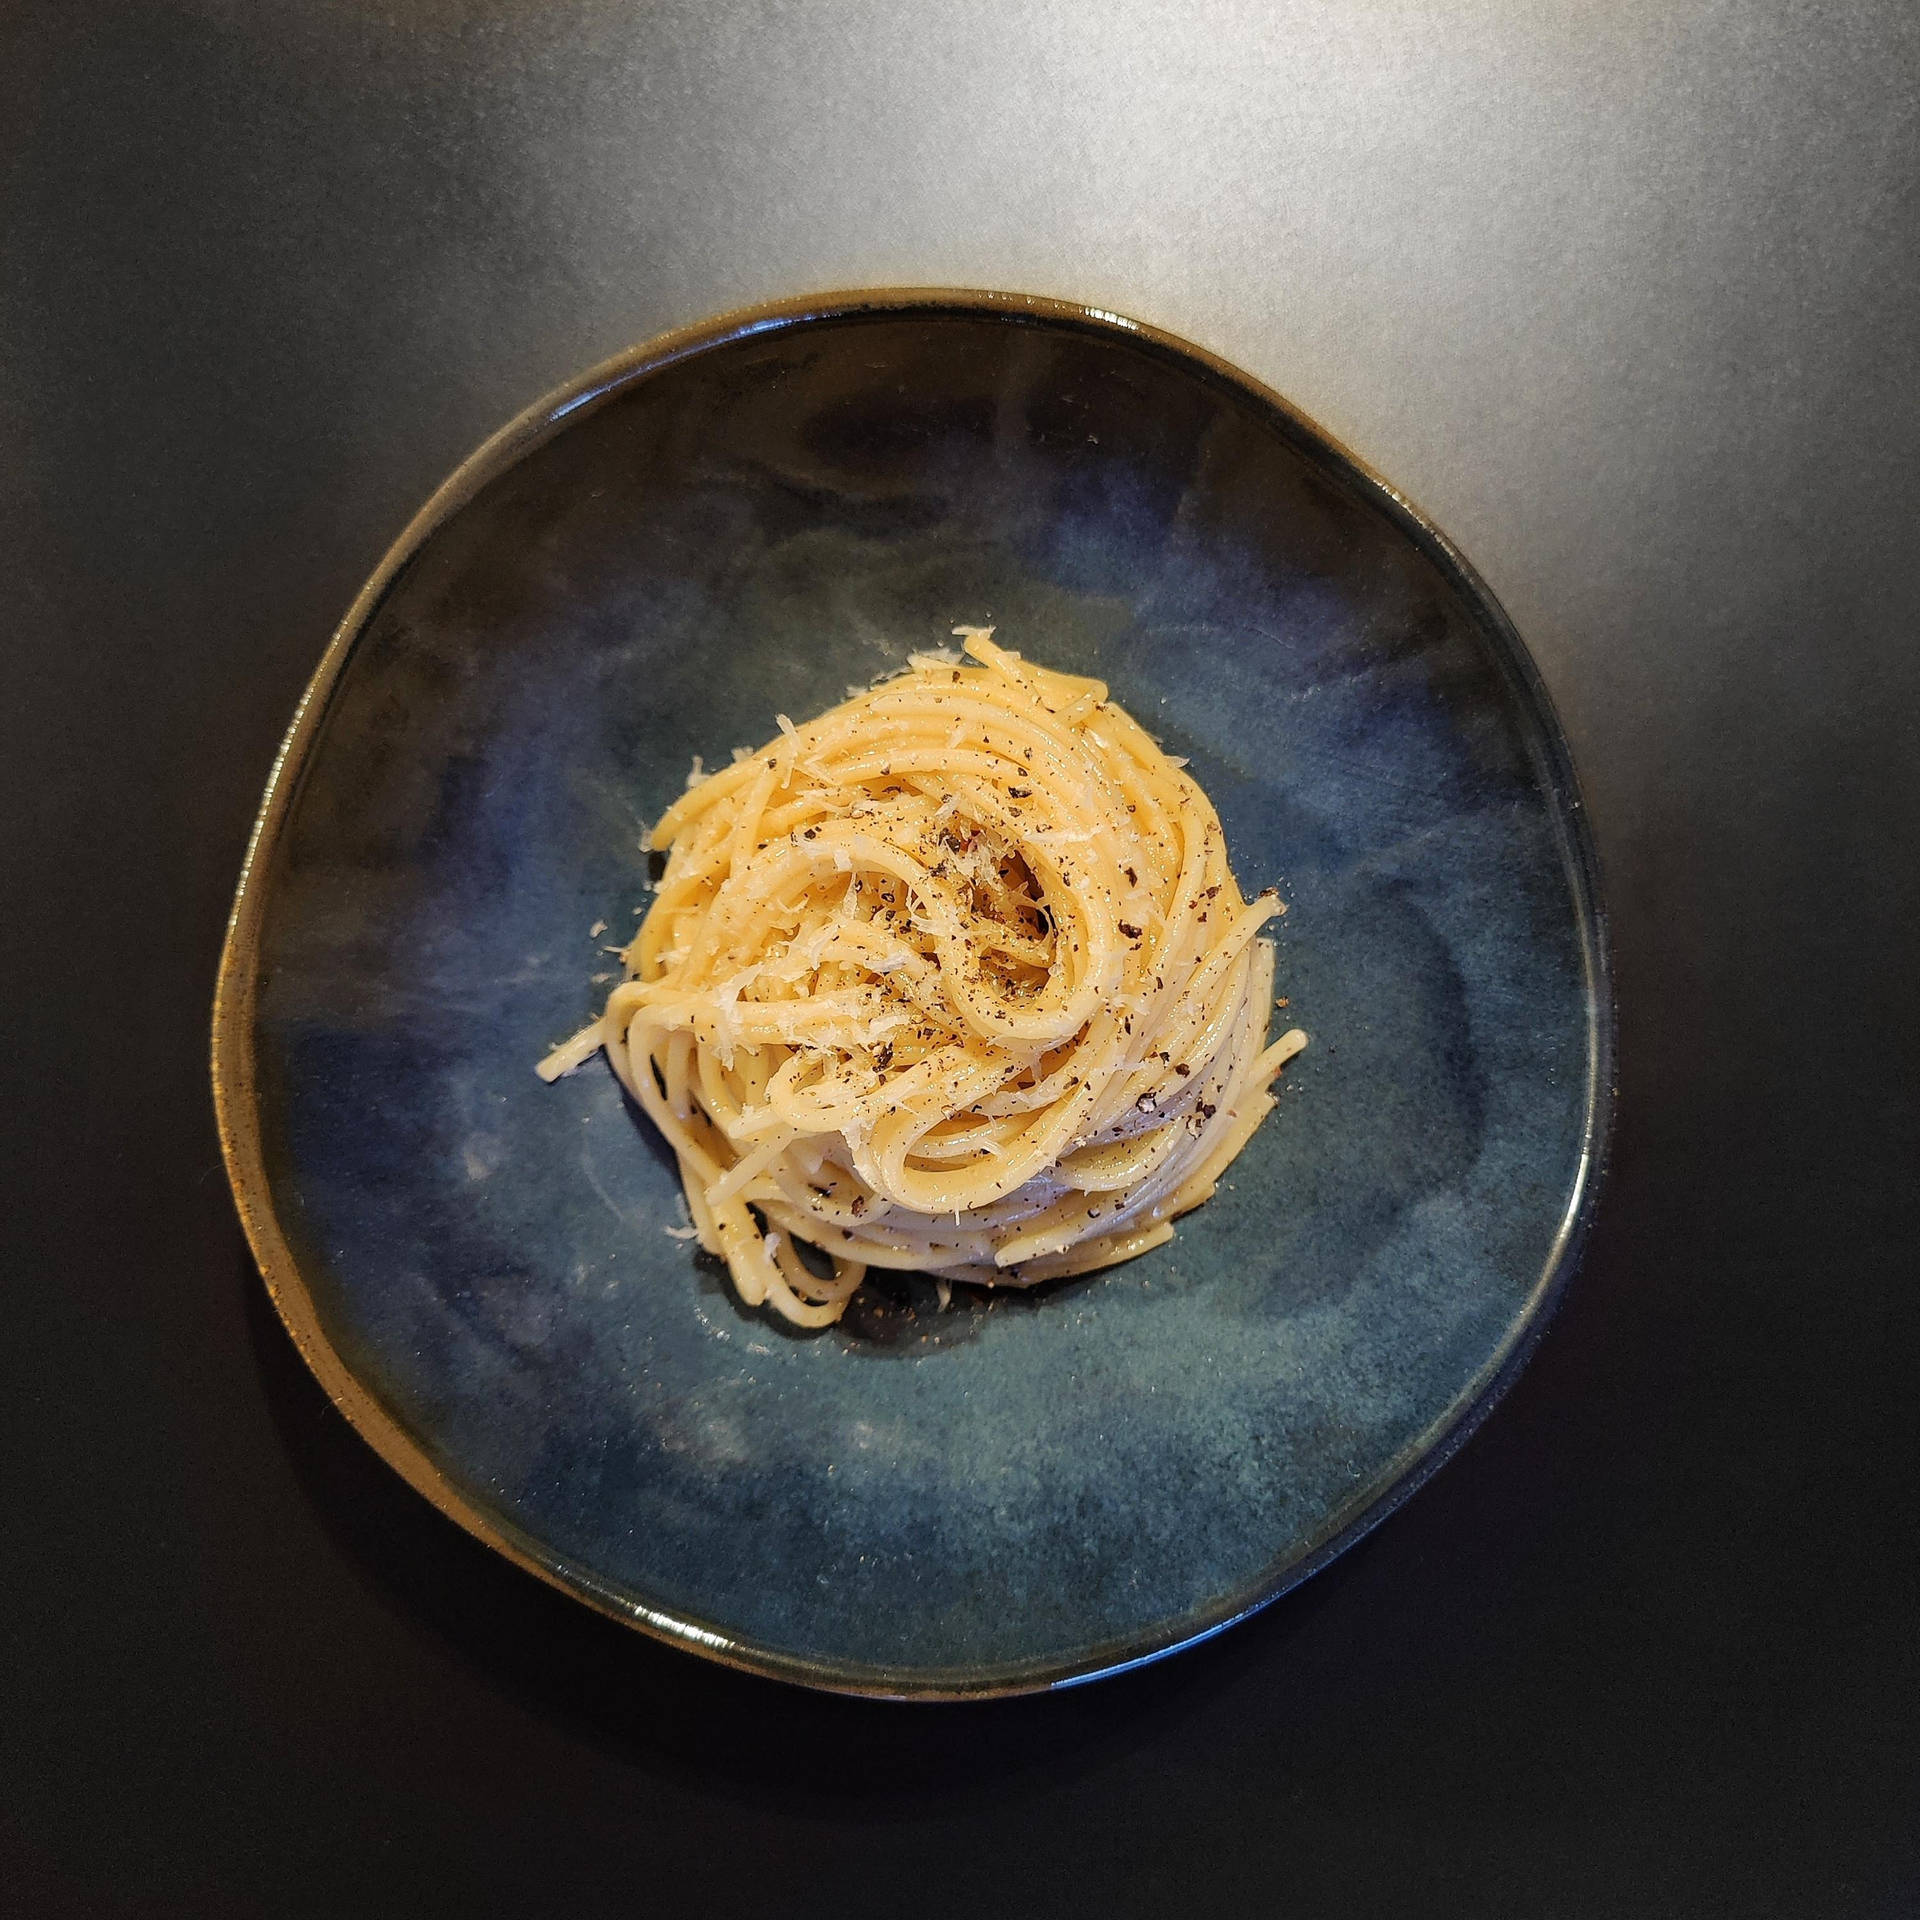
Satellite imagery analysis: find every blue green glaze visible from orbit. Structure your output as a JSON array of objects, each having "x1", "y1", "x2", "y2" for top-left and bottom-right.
[{"x1": 247, "y1": 301, "x2": 1608, "y2": 1693}]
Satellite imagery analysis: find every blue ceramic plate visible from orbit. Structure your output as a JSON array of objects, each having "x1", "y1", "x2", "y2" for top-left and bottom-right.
[{"x1": 214, "y1": 291, "x2": 1611, "y2": 1698}]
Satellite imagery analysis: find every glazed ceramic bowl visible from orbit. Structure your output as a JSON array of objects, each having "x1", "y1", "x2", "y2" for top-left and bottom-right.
[{"x1": 214, "y1": 291, "x2": 1611, "y2": 1697}]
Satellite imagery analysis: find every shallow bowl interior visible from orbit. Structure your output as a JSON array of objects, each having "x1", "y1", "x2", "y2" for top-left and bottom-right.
[{"x1": 218, "y1": 293, "x2": 1609, "y2": 1697}]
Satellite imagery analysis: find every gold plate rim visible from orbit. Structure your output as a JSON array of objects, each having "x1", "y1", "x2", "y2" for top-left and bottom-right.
[{"x1": 210, "y1": 286, "x2": 1615, "y2": 1701}]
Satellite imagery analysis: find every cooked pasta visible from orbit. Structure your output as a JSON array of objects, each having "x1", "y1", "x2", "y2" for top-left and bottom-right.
[{"x1": 539, "y1": 629, "x2": 1308, "y2": 1328}]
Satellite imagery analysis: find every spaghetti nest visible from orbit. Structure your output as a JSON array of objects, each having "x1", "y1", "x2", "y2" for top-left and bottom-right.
[{"x1": 541, "y1": 629, "x2": 1307, "y2": 1328}]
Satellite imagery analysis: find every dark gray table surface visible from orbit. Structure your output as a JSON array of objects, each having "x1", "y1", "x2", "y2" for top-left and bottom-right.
[{"x1": 5, "y1": 4, "x2": 1916, "y2": 1915}]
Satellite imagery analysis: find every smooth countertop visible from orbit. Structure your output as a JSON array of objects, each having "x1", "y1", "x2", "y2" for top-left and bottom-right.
[{"x1": 4, "y1": 3, "x2": 1916, "y2": 1913}]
